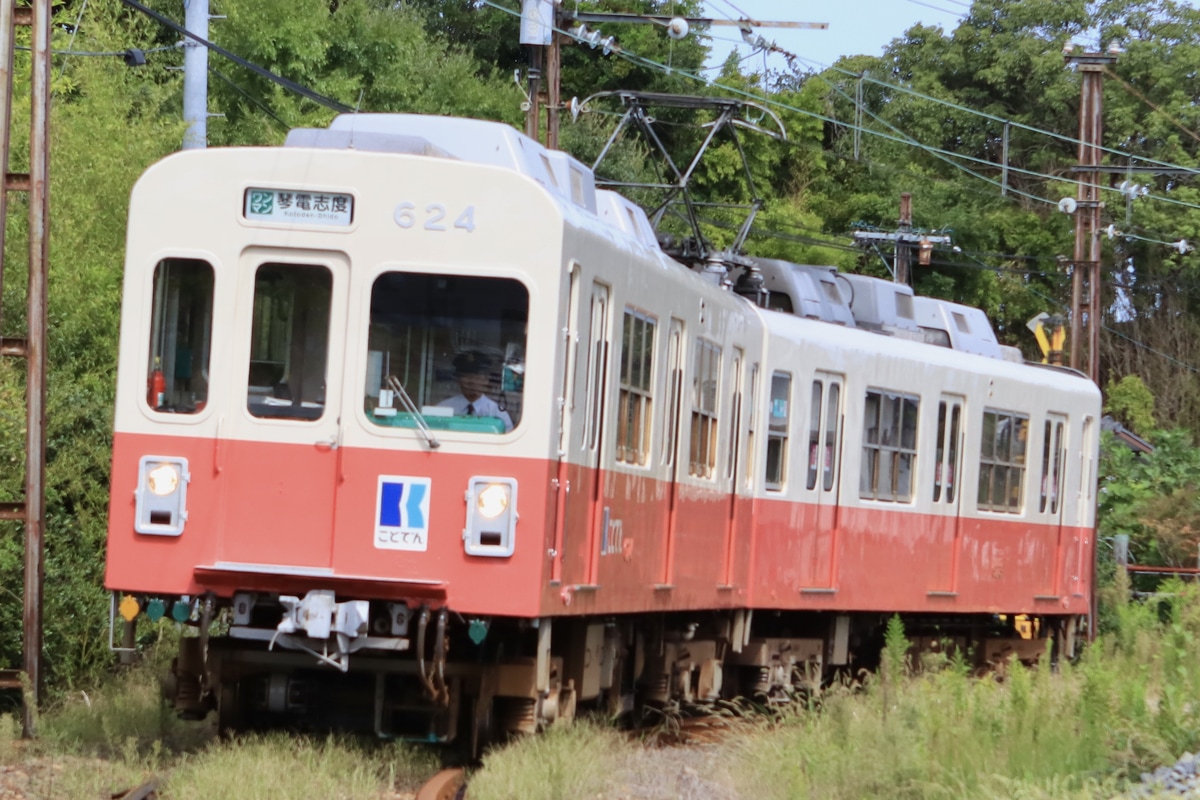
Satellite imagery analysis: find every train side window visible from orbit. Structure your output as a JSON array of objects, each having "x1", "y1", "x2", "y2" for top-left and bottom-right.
[
  {"x1": 584, "y1": 285, "x2": 610, "y2": 449},
  {"x1": 1040, "y1": 418, "x2": 1066, "y2": 514},
  {"x1": 146, "y1": 258, "x2": 214, "y2": 414},
  {"x1": 246, "y1": 263, "x2": 331, "y2": 421},
  {"x1": 617, "y1": 309, "x2": 656, "y2": 465},
  {"x1": 726, "y1": 348, "x2": 744, "y2": 481},
  {"x1": 823, "y1": 382, "x2": 841, "y2": 491},
  {"x1": 363, "y1": 272, "x2": 529, "y2": 434},
  {"x1": 765, "y1": 372, "x2": 791, "y2": 490},
  {"x1": 807, "y1": 381, "x2": 823, "y2": 490},
  {"x1": 933, "y1": 400, "x2": 962, "y2": 503},
  {"x1": 689, "y1": 338, "x2": 721, "y2": 478},
  {"x1": 746, "y1": 363, "x2": 759, "y2": 491},
  {"x1": 662, "y1": 320, "x2": 684, "y2": 466},
  {"x1": 978, "y1": 408, "x2": 1029, "y2": 513},
  {"x1": 860, "y1": 389, "x2": 920, "y2": 502}
]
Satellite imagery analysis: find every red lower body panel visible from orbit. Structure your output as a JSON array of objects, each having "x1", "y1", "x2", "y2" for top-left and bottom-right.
[{"x1": 107, "y1": 432, "x2": 1090, "y2": 621}]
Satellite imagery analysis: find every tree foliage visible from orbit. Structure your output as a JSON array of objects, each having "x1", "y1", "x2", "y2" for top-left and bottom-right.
[{"x1": 8, "y1": 0, "x2": 1200, "y2": 690}]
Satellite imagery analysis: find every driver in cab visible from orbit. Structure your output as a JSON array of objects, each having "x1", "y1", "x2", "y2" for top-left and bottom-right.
[{"x1": 439, "y1": 351, "x2": 513, "y2": 432}]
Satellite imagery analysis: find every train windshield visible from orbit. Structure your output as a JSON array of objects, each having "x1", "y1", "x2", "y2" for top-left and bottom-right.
[
  {"x1": 365, "y1": 272, "x2": 528, "y2": 434},
  {"x1": 146, "y1": 258, "x2": 214, "y2": 414}
]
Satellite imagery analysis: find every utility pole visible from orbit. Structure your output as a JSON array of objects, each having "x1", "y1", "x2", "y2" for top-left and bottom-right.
[
  {"x1": 897, "y1": 191, "x2": 912, "y2": 285},
  {"x1": 519, "y1": 1, "x2": 826, "y2": 149},
  {"x1": 1064, "y1": 48, "x2": 1115, "y2": 384},
  {"x1": 182, "y1": 0, "x2": 210, "y2": 149},
  {"x1": 519, "y1": 0, "x2": 550, "y2": 141},
  {"x1": 852, "y1": 192, "x2": 950, "y2": 285}
]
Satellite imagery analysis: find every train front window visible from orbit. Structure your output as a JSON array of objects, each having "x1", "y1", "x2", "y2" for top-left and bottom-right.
[
  {"x1": 246, "y1": 263, "x2": 332, "y2": 421},
  {"x1": 365, "y1": 272, "x2": 528, "y2": 434},
  {"x1": 146, "y1": 258, "x2": 213, "y2": 414}
]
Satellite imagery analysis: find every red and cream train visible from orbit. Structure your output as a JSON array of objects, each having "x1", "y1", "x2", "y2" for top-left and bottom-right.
[{"x1": 104, "y1": 113, "x2": 1101, "y2": 743}]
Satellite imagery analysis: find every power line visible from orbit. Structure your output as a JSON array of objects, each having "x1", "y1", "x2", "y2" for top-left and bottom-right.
[
  {"x1": 626, "y1": 22, "x2": 1200, "y2": 239},
  {"x1": 117, "y1": 0, "x2": 354, "y2": 113}
]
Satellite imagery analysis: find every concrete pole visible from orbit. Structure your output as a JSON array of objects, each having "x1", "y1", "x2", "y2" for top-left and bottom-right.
[{"x1": 183, "y1": 0, "x2": 209, "y2": 150}]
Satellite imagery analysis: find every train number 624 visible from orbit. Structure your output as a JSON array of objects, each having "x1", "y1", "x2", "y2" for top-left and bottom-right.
[{"x1": 393, "y1": 202, "x2": 476, "y2": 233}]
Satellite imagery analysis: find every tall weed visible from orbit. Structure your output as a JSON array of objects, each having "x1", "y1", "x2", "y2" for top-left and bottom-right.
[{"x1": 468, "y1": 721, "x2": 623, "y2": 800}]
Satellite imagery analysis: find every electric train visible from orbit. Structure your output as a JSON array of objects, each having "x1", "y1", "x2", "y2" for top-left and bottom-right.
[{"x1": 104, "y1": 113, "x2": 1100, "y2": 746}]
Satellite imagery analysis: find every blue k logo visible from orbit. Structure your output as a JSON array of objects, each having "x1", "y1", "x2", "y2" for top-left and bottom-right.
[{"x1": 375, "y1": 476, "x2": 431, "y2": 552}]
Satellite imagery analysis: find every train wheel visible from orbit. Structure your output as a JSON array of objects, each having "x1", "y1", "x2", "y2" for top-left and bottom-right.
[{"x1": 216, "y1": 679, "x2": 246, "y2": 737}]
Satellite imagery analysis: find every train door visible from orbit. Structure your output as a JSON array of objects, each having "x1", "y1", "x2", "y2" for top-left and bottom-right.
[
  {"x1": 1040, "y1": 413, "x2": 1068, "y2": 597},
  {"x1": 563, "y1": 282, "x2": 610, "y2": 587},
  {"x1": 658, "y1": 318, "x2": 685, "y2": 587},
  {"x1": 217, "y1": 253, "x2": 348, "y2": 569},
  {"x1": 720, "y1": 348, "x2": 744, "y2": 587},
  {"x1": 550, "y1": 263, "x2": 582, "y2": 584},
  {"x1": 802, "y1": 371, "x2": 843, "y2": 589},
  {"x1": 929, "y1": 394, "x2": 965, "y2": 595}
]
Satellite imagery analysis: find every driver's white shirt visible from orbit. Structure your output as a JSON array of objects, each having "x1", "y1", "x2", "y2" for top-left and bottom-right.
[{"x1": 438, "y1": 393, "x2": 514, "y2": 432}]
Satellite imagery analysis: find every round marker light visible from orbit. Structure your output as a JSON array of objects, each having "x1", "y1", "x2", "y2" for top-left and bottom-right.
[
  {"x1": 147, "y1": 463, "x2": 180, "y2": 496},
  {"x1": 476, "y1": 484, "x2": 510, "y2": 520}
]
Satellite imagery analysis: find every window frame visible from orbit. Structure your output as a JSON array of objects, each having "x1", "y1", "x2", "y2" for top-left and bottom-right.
[
  {"x1": 765, "y1": 371, "x2": 791, "y2": 491},
  {"x1": 859, "y1": 388, "x2": 920, "y2": 503},
  {"x1": 146, "y1": 257, "x2": 214, "y2": 416},
  {"x1": 688, "y1": 337, "x2": 721, "y2": 479},
  {"x1": 977, "y1": 408, "x2": 1030, "y2": 514},
  {"x1": 616, "y1": 308, "x2": 657, "y2": 466}
]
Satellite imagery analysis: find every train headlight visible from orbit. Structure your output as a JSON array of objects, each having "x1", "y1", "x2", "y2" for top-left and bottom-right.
[
  {"x1": 134, "y1": 455, "x2": 190, "y2": 537},
  {"x1": 464, "y1": 477, "x2": 517, "y2": 558},
  {"x1": 476, "y1": 484, "x2": 510, "y2": 520},
  {"x1": 147, "y1": 463, "x2": 180, "y2": 496}
]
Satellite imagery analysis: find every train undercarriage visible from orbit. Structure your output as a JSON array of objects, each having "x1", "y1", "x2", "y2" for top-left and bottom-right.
[{"x1": 149, "y1": 590, "x2": 1084, "y2": 751}]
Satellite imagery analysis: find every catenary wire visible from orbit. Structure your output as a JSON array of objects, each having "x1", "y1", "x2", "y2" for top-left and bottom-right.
[{"x1": 118, "y1": 0, "x2": 354, "y2": 113}]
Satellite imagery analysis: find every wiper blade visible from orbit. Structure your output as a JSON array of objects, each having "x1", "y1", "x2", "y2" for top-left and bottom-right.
[{"x1": 385, "y1": 374, "x2": 441, "y2": 450}]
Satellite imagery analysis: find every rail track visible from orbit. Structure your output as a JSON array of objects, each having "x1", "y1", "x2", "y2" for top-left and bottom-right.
[{"x1": 415, "y1": 768, "x2": 466, "y2": 800}]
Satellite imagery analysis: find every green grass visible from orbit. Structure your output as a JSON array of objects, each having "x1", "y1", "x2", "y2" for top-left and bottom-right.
[
  {"x1": 13, "y1": 583, "x2": 1200, "y2": 799},
  {"x1": 0, "y1": 635, "x2": 439, "y2": 799},
  {"x1": 163, "y1": 734, "x2": 438, "y2": 800},
  {"x1": 467, "y1": 720, "x2": 625, "y2": 800}
]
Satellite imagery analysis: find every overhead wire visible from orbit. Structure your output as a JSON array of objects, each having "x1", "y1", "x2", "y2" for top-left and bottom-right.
[
  {"x1": 623, "y1": 18, "x2": 1200, "y2": 243},
  {"x1": 117, "y1": 0, "x2": 354, "y2": 113},
  {"x1": 901, "y1": 0, "x2": 965, "y2": 16}
]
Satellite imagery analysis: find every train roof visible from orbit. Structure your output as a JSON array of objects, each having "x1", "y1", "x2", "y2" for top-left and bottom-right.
[
  {"x1": 284, "y1": 114, "x2": 1040, "y2": 368},
  {"x1": 750, "y1": 256, "x2": 1024, "y2": 363},
  {"x1": 292, "y1": 114, "x2": 600, "y2": 217},
  {"x1": 757, "y1": 301, "x2": 1098, "y2": 399}
]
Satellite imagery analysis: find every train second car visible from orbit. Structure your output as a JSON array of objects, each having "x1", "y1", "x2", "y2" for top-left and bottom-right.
[{"x1": 105, "y1": 114, "x2": 1101, "y2": 744}]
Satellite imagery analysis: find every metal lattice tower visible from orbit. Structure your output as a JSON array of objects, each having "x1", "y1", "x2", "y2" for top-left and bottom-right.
[{"x1": 0, "y1": 0, "x2": 52, "y2": 738}]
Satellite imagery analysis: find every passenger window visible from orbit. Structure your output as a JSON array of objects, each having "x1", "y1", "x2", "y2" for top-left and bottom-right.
[
  {"x1": 364, "y1": 272, "x2": 528, "y2": 434},
  {"x1": 807, "y1": 381, "x2": 823, "y2": 490},
  {"x1": 978, "y1": 408, "x2": 1029, "y2": 513},
  {"x1": 823, "y1": 383, "x2": 840, "y2": 491},
  {"x1": 662, "y1": 320, "x2": 684, "y2": 465},
  {"x1": 617, "y1": 309, "x2": 656, "y2": 465},
  {"x1": 1040, "y1": 418, "x2": 1066, "y2": 514},
  {"x1": 933, "y1": 399, "x2": 963, "y2": 503},
  {"x1": 688, "y1": 338, "x2": 721, "y2": 478},
  {"x1": 765, "y1": 372, "x2": 790, "y2": 490},
  {"x1": 860, "y1": 389, "x2": 920, "y2": 502},
  {"x1": 147, "y1": 258, "x2": 214, "y2": 414}
]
